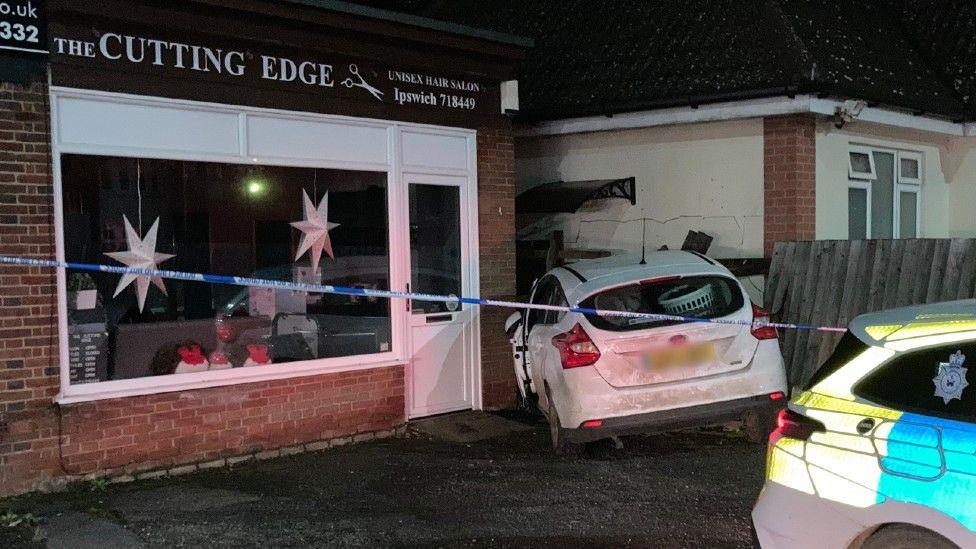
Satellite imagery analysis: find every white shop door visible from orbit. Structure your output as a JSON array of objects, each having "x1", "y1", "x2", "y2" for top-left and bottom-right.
[{"x1": 407, "y1": 175, "x2": 475, "y2": 418}]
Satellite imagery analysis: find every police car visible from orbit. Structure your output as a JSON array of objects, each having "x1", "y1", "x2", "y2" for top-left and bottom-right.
[{"x1": 753, "y1": 300, "x2": 976, "y2": 549}]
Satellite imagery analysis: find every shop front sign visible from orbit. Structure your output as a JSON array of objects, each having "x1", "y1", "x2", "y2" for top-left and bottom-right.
[{"x1": 51, "y1": 28, "x2": 491, "y2": 116}]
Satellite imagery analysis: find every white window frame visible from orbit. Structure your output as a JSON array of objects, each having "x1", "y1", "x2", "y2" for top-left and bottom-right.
[
  {"x1": 847, "y1": 145, "x2": 923, "y2": 239},
  {"x1": 848, "y1": 145, "x2": 877, "y2": 180},
  {"x1": 897, "y1": 151, "x2": 923, "y2": 185},
  {"x1": 895, "y1": 183, "x2": 922, "y2": 239},
  {"x1": 847, "y1": 179, "x2": 872, "y2": 239},
  {"x1": 50, "y1": 87, "x2": 480, "y2": 404}
]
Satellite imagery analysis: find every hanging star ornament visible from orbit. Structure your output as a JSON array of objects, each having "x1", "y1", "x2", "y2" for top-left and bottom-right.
[
  {"x1": 291, "y1": 189, "x2": 340, "y2": 273},
  {"x1": 933, "y1": 350, "x2": 969, "y2": 404},
  {"x1": 104, "y1": 216, "x2": 175, "y2": 312}
]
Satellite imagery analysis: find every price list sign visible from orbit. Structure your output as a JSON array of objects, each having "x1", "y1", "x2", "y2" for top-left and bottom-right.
[{"x1": 68, "y1": 331, "x2": 108, "y2": 384}]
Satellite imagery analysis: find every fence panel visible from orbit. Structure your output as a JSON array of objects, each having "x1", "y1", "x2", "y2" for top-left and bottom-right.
[{"x1": 766, "y1": 238, "x2": 976, "y2": 386}]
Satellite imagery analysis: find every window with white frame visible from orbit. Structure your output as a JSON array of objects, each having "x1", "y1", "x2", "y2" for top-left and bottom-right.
[
  {"x1": 847, "y1": 146, "x2": 921, "y2": 239},
  {"x1": 61, "y1": 154, "x2": 393, "y2": 385},
  {"x1": 51, "y1": 89, "x2": 481, "y2": 402}
]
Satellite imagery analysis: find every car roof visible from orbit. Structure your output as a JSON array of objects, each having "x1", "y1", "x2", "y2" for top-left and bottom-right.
[
  {"x1": 850, "y1": 299, "x2": 976, "y2": 347},
  {"x1": 551, "y1": 250, "x2": 736, "y2": 304}
]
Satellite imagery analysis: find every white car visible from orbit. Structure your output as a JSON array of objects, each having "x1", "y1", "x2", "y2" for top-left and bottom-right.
[
  {"x1": 752, "y1": 300, "x2": 976, "y2": 549},
  {"x1": 506, "y1": 251, "x2": 788, "y2": 452}
]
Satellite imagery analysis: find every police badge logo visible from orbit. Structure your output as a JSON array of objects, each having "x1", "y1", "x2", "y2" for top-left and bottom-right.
[{"x1": 933, "y1": 350, "x2": 969, "y2": 404}]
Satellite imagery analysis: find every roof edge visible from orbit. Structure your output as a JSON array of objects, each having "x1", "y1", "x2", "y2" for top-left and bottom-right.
[
  {"x1": 279, "y1": 0, "x2": 534, "y2": 47},
  {"x1": 517, "y1": 95, "x2": 969, "y2": 138}
]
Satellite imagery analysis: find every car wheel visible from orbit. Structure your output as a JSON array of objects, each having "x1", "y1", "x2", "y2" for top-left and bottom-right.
[
  {"x1": 744, "y1": 409, "x2": 777, "y2": 444},
  {"x1": 861, "y1": 524, "x2": 959, "y2": 549},
  {"x1": 547, "y1": 401, "x2": 579, "y2": 456}
]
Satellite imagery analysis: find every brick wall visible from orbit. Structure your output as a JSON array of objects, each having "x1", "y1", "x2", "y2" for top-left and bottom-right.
[
  {"x1": 0, "y1": 81, "x2": 63, "y2": 495},
  {"x1": 763, "y1": 114, "x2": 817, "y2": 256},
  {"x1": 476, "y1": 121, "x2": 517, "y2": 409},
  {"x1": 57, "y1": 367, "x2": 404, "y2": 477}
]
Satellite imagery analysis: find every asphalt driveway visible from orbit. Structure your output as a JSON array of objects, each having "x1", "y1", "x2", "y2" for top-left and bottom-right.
[{"x1": 2, "y1": 411, "x2": 766, "y2": 548}]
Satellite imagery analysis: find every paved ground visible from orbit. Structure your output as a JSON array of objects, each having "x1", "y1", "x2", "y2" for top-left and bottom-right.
[{"x1": 1, "y1": 411, "x2": 766, "y2": 548}]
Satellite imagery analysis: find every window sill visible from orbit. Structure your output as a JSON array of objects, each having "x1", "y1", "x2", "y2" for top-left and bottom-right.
[{"x1": 55, "y1": 353, "x2": 406, "y2": 404}]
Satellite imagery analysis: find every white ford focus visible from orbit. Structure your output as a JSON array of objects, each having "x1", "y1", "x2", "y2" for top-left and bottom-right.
[{"x1": 507, "y1": 251, "x2": 789, "y2": 452}]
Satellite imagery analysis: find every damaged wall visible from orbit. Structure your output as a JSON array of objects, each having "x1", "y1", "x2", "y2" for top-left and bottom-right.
[{"x1": 514, "y1": 119, "x2": 765, "y2": 259}]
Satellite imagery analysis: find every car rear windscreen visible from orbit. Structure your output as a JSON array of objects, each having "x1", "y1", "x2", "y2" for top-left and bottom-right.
[{"x1": 580, "y1": 275, "x2": 743, "y2": 331}]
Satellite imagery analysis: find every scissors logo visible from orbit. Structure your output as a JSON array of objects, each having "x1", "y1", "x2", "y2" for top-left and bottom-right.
[{"x1": 341, "y1": 64, "x2": 384, "y2": 101}]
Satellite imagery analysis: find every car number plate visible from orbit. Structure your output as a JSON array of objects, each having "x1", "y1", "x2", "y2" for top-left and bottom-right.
[{"x1": 643, "y1": 342, "x2": 716, "y2": 369}]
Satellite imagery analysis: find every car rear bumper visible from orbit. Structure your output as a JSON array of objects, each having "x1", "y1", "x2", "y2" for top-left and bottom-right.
[
  {"x1": 561, "y1": 393, "x2": 782, "y2": 443},
  {"x1": 752, "y1": 482, "x2": 866, "y2": 549}
]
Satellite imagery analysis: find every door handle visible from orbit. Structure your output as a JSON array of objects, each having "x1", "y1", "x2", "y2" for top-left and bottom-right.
[
  {"x1": 856, "y1": 418, "x2": 876, "y2": 435},
  {"x1": 426, "y1": 314, "x2": 453, "y2": 323}
]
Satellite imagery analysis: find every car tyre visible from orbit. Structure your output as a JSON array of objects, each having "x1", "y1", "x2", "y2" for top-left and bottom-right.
[
  {"x1": 547, "y1": 401, "x2": 580, "y2": 456},
  {"x1": 861, "y1": 524, "x2": 959, "y2": 549}
]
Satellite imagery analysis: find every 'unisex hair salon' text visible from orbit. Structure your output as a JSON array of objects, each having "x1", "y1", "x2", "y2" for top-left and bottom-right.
[{"x1": 52, "y1": 30, "x2": 486, "y2": 112}]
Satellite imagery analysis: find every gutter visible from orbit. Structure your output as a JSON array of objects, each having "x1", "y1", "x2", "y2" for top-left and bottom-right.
[{"x1": 517, "y1": 94, "x2": 972, "y2": 138}]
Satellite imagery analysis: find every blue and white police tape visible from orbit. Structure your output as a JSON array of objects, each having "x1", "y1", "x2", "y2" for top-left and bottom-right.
[{"x1": 0, "y1": 255, "x2": 848, "y2": 333}]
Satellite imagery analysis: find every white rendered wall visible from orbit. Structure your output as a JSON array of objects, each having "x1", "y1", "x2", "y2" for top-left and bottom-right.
[
  {"x1": 515, "y1": 119, "x2": 765, "y2": 259},
  {"x1": 815, "y1": 120, "x2": 952, "y2": 240},
  {"x1": 949, "y1": 147, "x2": 976, "y2": 237}
]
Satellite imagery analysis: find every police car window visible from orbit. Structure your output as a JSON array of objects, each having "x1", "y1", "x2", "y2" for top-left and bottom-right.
[
  {"x1": 854, "y1": 342, "x2": 976, "y2": 423},
  {"x1": 805, "y1": 331, "x2": 870, "y2": 390}
]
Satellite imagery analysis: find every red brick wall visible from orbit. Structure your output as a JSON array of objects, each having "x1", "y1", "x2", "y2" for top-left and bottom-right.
[
  {"x1": 57, "y1": 367, "x2": 404, "y2": 476},
  {"x1": 477, "y1": 121, "x2": 517, "y2": 409},
  {"x1": 763, "y1": 114, "x2": 817, "y2": 256},
  {"x1": 0, "y1": 81, "x2": 63, "y2": 495}
]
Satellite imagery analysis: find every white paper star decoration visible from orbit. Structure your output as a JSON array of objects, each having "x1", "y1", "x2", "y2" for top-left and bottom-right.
[
  {"x1": 104, "y1": 216, "x2": 175, "y2": 312},
  {"x1": 291, "y1": 189, "x2": 340, "y2": 273},
  {"x1": 933, "y1": 350, "x2": 969, "y2": 404}
]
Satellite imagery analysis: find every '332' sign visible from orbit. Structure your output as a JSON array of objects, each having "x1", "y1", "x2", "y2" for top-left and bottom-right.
[{"x1": 0, "y1": 0, "x2": 47, "y2": 55}]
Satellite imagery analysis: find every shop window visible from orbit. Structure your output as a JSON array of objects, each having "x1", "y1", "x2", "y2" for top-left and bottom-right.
[
  {"x1": 61, "y1": 154, "x2": 391, "y2": 385},
  {"x1": 854, "y1": 343, "x2": 975, "y2": 423},
  {"x1": 847, "y1": 147, "x2": 921, "y2": 239}
]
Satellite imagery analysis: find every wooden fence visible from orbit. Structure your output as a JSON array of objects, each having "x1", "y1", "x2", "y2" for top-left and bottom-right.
[{"x1": 764, "y1": 239, "x2": 976, "y2": 387}]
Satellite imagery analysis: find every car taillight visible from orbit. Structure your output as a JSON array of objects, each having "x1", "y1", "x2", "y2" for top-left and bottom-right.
[
  {"x1": 751, "y1": 303, "x2": 778, "y2": 340},
  {"x1": 772, "y1": 408, "x2": 825, "y2": 442},
  {"x1": 552, "y1": 323, "x2": 601, "y2": 369}
]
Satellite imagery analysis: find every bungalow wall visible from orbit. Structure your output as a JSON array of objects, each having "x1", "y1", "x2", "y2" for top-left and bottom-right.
[
  {"x1": 514, "y1": 119, "x2": 766, "y2": 260},
  {"x1": 949, "y1": 148, "x2": 976, "y2": 238},
  {"x1": 814, "y1": 121, "x2": 954, "y2": 240}
]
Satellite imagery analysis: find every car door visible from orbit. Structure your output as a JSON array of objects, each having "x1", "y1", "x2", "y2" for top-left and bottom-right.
[
  {"x1": 523, "y1": 276, "x2": 570, "y2": 411},
  {"x1": 851, "y1": 341, "x2": 976, "y2": 528},
  {"x1": 509, "y1": 277, "x2": 548, "y2": 399}
]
